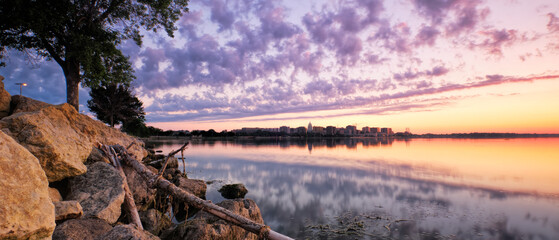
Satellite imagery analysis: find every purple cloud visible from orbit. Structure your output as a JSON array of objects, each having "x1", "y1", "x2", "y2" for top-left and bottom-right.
[
  {"x1": 547, "y1": 13, "x2": 559, "y2": 33},
  {"x1": 415, "y1": 25, "x2": 440, "y2": 46},
  {"x1": 208, "y1": 0, "x2": 235, "y2": 31},
  {"x1": 393, "y1": 65, "x2": 449, "y2": 81},
  {"x1": 412, "y1": 0, "x2": 488, "y2": 36},
  {"x1": 475, "y1": 29, "x2": 518, "y2": 56}
]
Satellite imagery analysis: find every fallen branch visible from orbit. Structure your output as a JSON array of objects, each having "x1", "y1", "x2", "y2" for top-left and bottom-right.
[
  {"x1": 111, "y1": 145, "x2": 293, "y2": 240},
  {"x1": 98, "y1": 144, "x2": 143, "y2": 230},
  {"x1": 156, "y1": 142, "x2": 189, "y2": 180}
]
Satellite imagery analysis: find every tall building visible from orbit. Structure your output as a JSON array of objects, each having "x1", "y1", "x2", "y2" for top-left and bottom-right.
[
  {"x1": 308, "y1": 122, "x2": 313, "y2": 133},
  {"x1": 279, "y1": 126, "x2": 289, "y2": 133},
  {"x1": 345, "y1": 125, "x2": 357, "y2": 135},
  {"x1": 362, "y1": 127, "x2": 370, "y2": 133},
  {"x1": 325, "y1": 126, "x2": 336, "y2": 135}
]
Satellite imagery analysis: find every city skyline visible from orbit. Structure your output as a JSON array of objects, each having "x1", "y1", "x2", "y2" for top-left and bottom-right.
[{"x1": 1, "y1": 0, "x2": 559, "y2": 134}]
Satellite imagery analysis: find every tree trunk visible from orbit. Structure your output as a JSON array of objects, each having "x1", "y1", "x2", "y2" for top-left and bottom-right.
[{"x1": 63, "y1": 59, "x2": 81, "y2": 111}]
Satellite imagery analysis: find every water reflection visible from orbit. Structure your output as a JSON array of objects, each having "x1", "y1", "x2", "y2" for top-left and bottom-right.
[{"x1": 150, "y1": 138, "x2": 559, "y2": 239}]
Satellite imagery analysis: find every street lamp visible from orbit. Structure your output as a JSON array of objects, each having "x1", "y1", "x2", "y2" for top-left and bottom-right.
[{"x1": 15, "y1": 83, "x2": 27, "y2": 96}]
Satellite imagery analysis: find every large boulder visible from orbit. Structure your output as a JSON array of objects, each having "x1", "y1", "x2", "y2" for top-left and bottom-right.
[
  {"x1": 67, "y1": 162, "x2": 125, "y2": 224},
  {"x1": 123, "y1": 164, "x2": 156, "y2": 210},
  {"x1": 0, "y1": 103, "x2": 147, "y2": 182},
  {"x1": 52, "y1": 218, "x2": 112, "y2": 240},
  {"x1": 218, "y1": 183, "x2": 248, "y2": 199},
  {"x1": 0, "y1": 75, "x2": 10, "y2": 118},
  {"x1": 0, "y1": 130, "x2": 55, "y2": 239},
  {"x1": 175, "y1": 177, "x2": 206, "y2": 199},
  {"x1": 163, "y1": 199, "x2": 264, "y2": 240},
  {"x1": 10, "y1": 95, "x2": 51, "y2": 115},
  {"x1": 139, "y1": 209, "x2": 173, "y2": 236},
  {"x1": 97, "y1": 224, "x2": 160, "y2": 240},
  {"x1": 172, "y1": 177, "x2": 207, "y2": 221}
]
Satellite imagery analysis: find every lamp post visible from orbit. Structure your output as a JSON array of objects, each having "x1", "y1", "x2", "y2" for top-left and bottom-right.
[{"x1": 15, "y1": 83, "x2": 27, "y2": 96}]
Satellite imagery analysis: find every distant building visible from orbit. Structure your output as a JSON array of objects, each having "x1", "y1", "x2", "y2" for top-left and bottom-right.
[
  {"x1": 325, "y1": 126, "x2": 336, "y2": 135},
  {"x1": 308, "y1": 122, "x2": 313, "y2": 133},
  {"x1": 312, "y1": 126, "x2": 324, "y2": 134},
  {"x1": 262, "y1": 128, "x2": 279, "y2": 132},
  {"x1": 381, "y1": 127, "x2": 394, "y2": 136},
  {"x1": 296, "y1": 126, "x2": 307, "y2": 134},
  {"x1": 336, "y1": 128, "x2": 345, "y2": 135},
  {"x1": 345, "y1": 125, "x2": 357, "y2": 135},
  {"x1": 279, "y1": 126, "x2": 289, "y2": 133},
  {"x1": 370, "y1": 127, "x2": 380, "y2": 133},
  {"x1": 362, "y1": 127, "x2": 370, "y2": 133}
]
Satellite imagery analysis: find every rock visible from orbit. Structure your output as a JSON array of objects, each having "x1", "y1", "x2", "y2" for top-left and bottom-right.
[
  {"x1": 54, "y1": 200, "x2": 83, "y2": 221},
  {"x1": 139, "y1": 209, "x2": 173, "y2": 236},
  {"x1": 49, "y1": 187, "x2": 63, "y2": 202},
  {"x1": 85, "y1": 147, "x2": 111, "y2": 164},
  {"x1": 147, "y1": 156, "x2": 178, "y2": 169},
  {"x1": 0, "y1": 75, "x2": 10, "y2": 118},
  {"x1": 172, "y1": 177, "x2": 207, "y2": 221},
  {"x1": 52, "y1": 218, "x2": 112, "y2": 240},
  {"x1": 123, "y1": 164, "x2": 156, "y2": 210},
  {"x1": 0, "y1": 103, "x2": 147, "y2": 182},
  {"x1": 97, "y1": 224, "x2": 160, "y2": 240},
  {"x1": 218, "y1": 184, "x2": 248, "y2": 199},
  {"x1": 67, "y1": 162, "x2": 125, "y2": 224},
  {"x1": 163, "y1": 199, "x2": 264, "y2": 240},
  {"x1": 174, "y1": 177, "x2": 206, "y2": 199},
  {"x1": 0, "y1": 130, "x2": 55, "y2": 239},
  {"x1": 10, "y1": 95, "x2": 51, "y2": 115}
]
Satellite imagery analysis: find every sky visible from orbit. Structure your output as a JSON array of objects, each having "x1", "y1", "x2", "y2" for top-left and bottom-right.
[{"x1": 1, "y1": 0, "x2": 559, "y2": 134}]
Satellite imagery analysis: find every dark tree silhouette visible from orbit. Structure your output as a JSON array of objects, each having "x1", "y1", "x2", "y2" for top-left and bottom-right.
[
  {"x1": 87, "y1": 84, "x2": 144, "y2": 128},
  {"x1": 0, "y1": 0, "x2": 189, "y2": 110}
]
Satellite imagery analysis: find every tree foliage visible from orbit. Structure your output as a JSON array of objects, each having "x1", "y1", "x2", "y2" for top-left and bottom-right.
[
  {"x1": 87, "y1": 83, "x2": 145, "y2": 128},
  {"x1": 0, "y1": 0, "x2": 189, "y2": 110}
]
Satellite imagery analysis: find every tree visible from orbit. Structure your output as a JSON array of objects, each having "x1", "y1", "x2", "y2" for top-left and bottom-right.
[
  {"x1": 87, "y1": 83, "x2": 144, "y2": 128},
  {"x1": 0, "y1": 0, "x2": 189, "y2": 110}
]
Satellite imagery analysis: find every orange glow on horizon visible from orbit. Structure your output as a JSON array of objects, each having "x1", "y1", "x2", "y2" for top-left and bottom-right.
[{"x1": 147, "y1": 78, "x2": 559, "y2": 134}]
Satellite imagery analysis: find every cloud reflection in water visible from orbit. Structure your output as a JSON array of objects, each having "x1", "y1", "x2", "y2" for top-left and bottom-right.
[{"x1": 152, "y1": 138, "x2": 559, "y2": 239}]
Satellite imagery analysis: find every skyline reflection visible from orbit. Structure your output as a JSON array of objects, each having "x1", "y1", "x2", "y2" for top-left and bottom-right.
[{"x1": 150, "y1": 138, "x2": 559, "y2": 239}]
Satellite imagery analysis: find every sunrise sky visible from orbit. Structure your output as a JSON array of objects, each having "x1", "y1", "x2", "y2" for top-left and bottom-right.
[{"x1": 1, "y1": 0, "x2": 559, "y2": 134}]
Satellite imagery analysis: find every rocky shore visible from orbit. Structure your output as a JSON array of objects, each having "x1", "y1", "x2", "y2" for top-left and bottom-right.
[{"x1": 0, "y1": 76, "x2": 265, "y2": 240}]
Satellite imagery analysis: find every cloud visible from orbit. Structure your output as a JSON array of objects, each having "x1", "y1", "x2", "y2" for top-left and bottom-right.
[
  {"x1": 414, "y1": 25, "x2": 440, "y2": 46},
  {"x1": 144, "y1": 73, "x2": 559, "y2": 123},
  {"x1": 412, "y1": 0, "x2": 489, "y2": 35},
  {"x1": 2, "y1": 0, "x2": 559, "y2": 126},
  {"x1": 208, "y1": 0, "x2": 235, "y2": 31},
  {"x1": 393, "y1": 65, "x2": 449, "y2": 82},
  {"x1": 474, "y1": 29, "x2": 518, "y2": 56},
  {"x1": 0, "y1": 51, "x2": 66, "y2": 104},
  {"x1": 547, "y1": 13, "x2": 559, "y2": 33}
]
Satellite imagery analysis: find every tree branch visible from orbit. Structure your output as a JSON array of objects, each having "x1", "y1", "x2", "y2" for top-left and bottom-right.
[
  {"x1": 39, "y1": 38, "x2": 64, "y2": 66},
  {"x1": 98, "y1": 0, "x2": 125, "y2": 22}
]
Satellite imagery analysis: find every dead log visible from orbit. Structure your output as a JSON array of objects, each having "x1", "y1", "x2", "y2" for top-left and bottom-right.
[
  {"x1": 99, "y1": 144, "x2": 143, "y2": 230},
  {"x1": 110, "y1": 145, "x2": 293, "y2": 240}
]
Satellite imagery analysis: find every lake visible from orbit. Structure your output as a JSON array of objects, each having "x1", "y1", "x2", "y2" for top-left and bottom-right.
[{"x1": 148, "y1": 137, "x2": 559, "y2": 239}]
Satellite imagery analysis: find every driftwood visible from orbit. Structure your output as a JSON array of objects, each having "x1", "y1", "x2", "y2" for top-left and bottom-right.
[
  {"x1": 156, "y1": 142, "x2": 188, "y2": 180},
  {"x1": 110, "y1": 144, "x2": 293, "y2": 240},
  {"x1": 98, "y1": 144, "x2": 143, "y2": 230}
]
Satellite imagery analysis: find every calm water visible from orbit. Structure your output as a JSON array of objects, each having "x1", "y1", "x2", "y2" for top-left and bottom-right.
[{"x1": 150, "y1": 137, "x2": 559, "y2": 239}]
